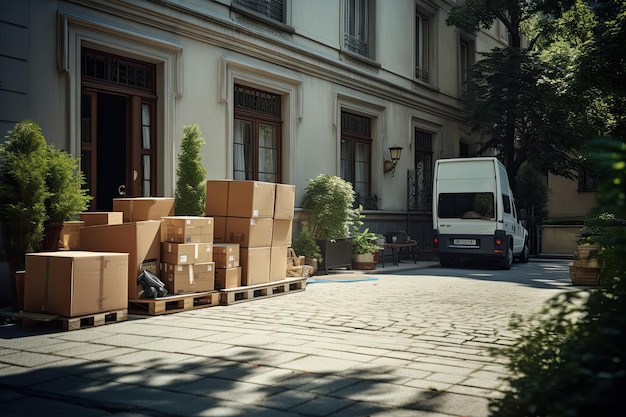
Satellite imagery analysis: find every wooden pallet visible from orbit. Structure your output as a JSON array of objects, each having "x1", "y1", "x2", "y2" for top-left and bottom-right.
[
  {"x1": 129, "y1": 291, "x2": 221, "y2": 315},
  {"x1": 220, "y1": 277, "x2": 307, "y2": 305},
  {"x1": 18, "y1": 309, "x2": 127, "y2": 331}
]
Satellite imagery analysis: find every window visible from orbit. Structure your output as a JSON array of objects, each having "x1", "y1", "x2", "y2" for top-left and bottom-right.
[
  {"x1": 341, "y1": 111, "x2": 372, "y2": 204},
  {"x1": 344, "y1": 0, "x2": 372, "y2": 58},
  {"x1": 578, "y1": 167, "x2": 601, "y2": 192},
  {"x1": 414, "y1": 129, "x2": 433, "y2": 210},
  {"x1": 234, "y1": 0, "x2": 286, "y2": 23},
  {"x1": 438, "y1": 192, "x2": 494, "y2": 219},
  {"x1": 415, "y1": 10, "x2": 430, "y2": 83},
  {"x1": 503, "y1": 194, "x2": 511, "y2": 214},
  {"x1": 233, "y1": 84, "x2": 282, "y2": 182}
]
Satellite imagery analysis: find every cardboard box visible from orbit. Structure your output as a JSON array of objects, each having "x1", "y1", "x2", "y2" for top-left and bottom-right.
[
  {"x1": 240, "y1": 247, "x2": 271, "y2": 286},
  {"x1": 272, "y1": 219, "x2": 293, "y2": 247},
  {"x1": 80, "y1": 221, "x2": 161, "y2": 299},
  {"x1": 161, "y1": 216, "x2": 214, "y2": 243},
  {"x1": 161, "y1": 242, "x2": 213, "y2": 265},
  {"x1": 24, "y1": 251, "x2": 128, "y2": 317},
  {"x1": 226, "y1": 217, "x2": 273, "y2": 248},
  {"x1": 79, "y1": 212, "x2": 123, "y2": 227},
  {"x1": 274, "y1": 184, "x2": 295, "y2": 219},
  {"x1": 270, "y1": 246, "x2": 289, "y2": 282},
  {"x1": 113, "y1": 197, "x2": 174, "y2": 222},
  {"x1": 205, "y1": 180, "x2": 231, "y2": 217},
  {"x1": 60, "y1": 221, "x2": 84, "y2": 250},
  {"x1": 213, "y1": 243, "x2": 240, "y2": 269},
  {"x1": 216, "y1": 267, "x2": 241, "y2": 290},
  {"x1": 227, "y1": 180, "x2": 276, "y2": 218},
  {"x1": 162, "y1": 262, "x2": 215, "y2": 294},
  {"x1": 213, "y1": 216, "x2": 227, "y2": 243}
]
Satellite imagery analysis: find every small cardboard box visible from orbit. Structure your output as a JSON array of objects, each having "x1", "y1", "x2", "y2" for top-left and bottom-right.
[
  {"x1": 213, "y1": 216, "x2": 227, "y2": 243},
  {"x1": 161, "y1": 242, "x2": 213, "y2": 265},
  {"x1": 227, "y1": 180, "x2": 276, "y2": 218},
  {"x1": 216, "y1": 267, "x2": 241, "y2": 290},
  {"x1": 205, "y1": 180, "x2": 231, "y2": 217},
  {"x1": 272, "y1": 219, "x2": 293, "y2": 247},
  {"x1": 213, "y1": 243, "x2": 240, "y2": 269},
  {"x1": 240, "y1": 247, "x2": 271, "y2": 286},
  {"x1": 80, "y1": 221, "x2": 161, "y2": 299},
  {"x1": 226, "y1": 217, "x2": 273, "y2": 248},
  {"x1": 113, "y1": 197, "x2": 175, "y2": 222},
  {"x1": 60, "y1": 221, "x2": 84, "y2": 250},
  {"x1": 24, "y1": 251, "x2": 128, "y2": 317},
  {"x1": 79, "y1": 212, "x2": 123, "y2": 227},
  {"x1": 161, "y1": 216, "x2": 214, "y2": 243},
  {"x1": 162, "y1": 262, "x2": 215, "y2": 294},
  {"x1": 270, "y1": 246, "x2": 289, "y2": 282},
  {"x1": 274, "y1": 184, "x2": 295, "y2": 219}
]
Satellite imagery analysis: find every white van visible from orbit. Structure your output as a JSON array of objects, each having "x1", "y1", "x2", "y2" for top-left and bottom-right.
[{"x1": 432, "y1": 157, "x2": 529, "y2": 269}]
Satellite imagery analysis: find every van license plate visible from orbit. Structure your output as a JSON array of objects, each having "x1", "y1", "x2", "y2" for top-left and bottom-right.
[{"x1": 454, "y1": 239, "x2": 476, "y2": 245}]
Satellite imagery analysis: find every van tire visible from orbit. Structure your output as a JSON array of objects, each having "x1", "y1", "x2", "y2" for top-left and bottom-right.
[
  {"x1": 518, "y1": 242, "x2": 530, "y2": 263},
  {"x1": 439, "y1": 255, "x2": 453, "y2": 267},
  {"x1": 499, "y1": 247, "x2": 513, "y2": 270}
]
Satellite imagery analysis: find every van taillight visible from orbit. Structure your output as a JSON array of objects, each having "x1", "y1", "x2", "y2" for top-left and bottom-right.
[
  {"x1": 433, "y1": 237, "x2": 439, "y2": 251},
  {"x1": 494, "y1": 237, "x2": 504, "y2": 253},
  {"x1": 495, "y1": 238, "x2": 503, "y2": 246}
]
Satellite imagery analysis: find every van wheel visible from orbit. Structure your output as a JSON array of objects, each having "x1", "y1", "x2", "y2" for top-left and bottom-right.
[
  {"x1": 439, "y1": 255, "x2": 453, "y2": 267},
  {"x1": 499, "y1": 247, "x2": 513, "y2": 270},
  {"x1": 518, "y1": 242, "x2": 530, "y2": 263}
]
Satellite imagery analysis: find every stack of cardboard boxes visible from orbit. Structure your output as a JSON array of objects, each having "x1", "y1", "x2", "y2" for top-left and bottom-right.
[{"x1": 206, "y1": 180, "x2": 295, "y2": 287}]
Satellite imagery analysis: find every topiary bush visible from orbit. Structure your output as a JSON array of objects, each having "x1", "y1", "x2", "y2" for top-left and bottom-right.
[{"x1": 175, "y1": 124, "x2": 207, "y2": 216}]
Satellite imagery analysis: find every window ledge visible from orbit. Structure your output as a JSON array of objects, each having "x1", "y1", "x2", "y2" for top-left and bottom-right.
[
  {"x1": 231, "y1": 3, "x2": 295, "y2": 34},
  {"x1": 340, "y1": 49, "x2": 381, "y2": 70}
]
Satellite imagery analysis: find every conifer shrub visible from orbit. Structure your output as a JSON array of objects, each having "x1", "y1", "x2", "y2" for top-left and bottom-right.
[{"x1": 175, "y1": 124, "x2": 207, "y2": 216}]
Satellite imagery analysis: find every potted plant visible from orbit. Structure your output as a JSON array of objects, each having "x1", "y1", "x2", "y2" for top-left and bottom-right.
[
  {"x1": 350, "y1": 207, "x2": 380, "y2": 269},
  {"x1": 569, "y1": 212, "x2": 614, "y2": 285},
  {"x1": 175, "y1": 123, "x2": 207, "y2": 216},
  {"x1": 291, "y1": 228, "x2": 322, "y2": 273},
  {"x1": 301, "y1": 174, "x2": 357, "y2": 274}
]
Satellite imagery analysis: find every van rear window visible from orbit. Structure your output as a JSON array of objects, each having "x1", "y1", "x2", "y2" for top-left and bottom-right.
[{"x1": 438, "y1": 192, "x2": 495, "y2": 219}]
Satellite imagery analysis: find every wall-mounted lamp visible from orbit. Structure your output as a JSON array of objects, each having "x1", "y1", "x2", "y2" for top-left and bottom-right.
[{"x1": 383, "y1": 145, "x2": 403, "y2": 175}]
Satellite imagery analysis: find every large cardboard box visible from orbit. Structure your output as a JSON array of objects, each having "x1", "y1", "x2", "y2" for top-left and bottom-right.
[
  {"x1": 213, "y1": 216, "x2": 227, "y2": 243},
  {"x1": 161, "y1": 242, "x2": 213, "y2": 265},
  {"x1": 161, "y1": 216, "x2": 214, "y2": 243},
  {"x1": 213, "y1": 243, "x2": 240, "y2": 269},
  {"x1": 274, "y1": 184, "x2": 295, "y2": 219},
  {"x1": 113, "y1": 197, "x2": 174, "y2": 222},
  {"x1": 162, "y1": 262, "x2": 215, "y2": 294},
  {"x1": 226, "y1": 217, "x2": 273, "y2": 248},
  {"x1": 270, "y1": 246, "x2": 289, "y2": 282},
  {"x1": 227, "y1": 181, "x2": 276, "y2": 218},
  {"x1": 205, "y1": 180, "x2": 231, "y2": 217},
  {"x1": 80, "y1": 221, "x2": 161, "y2": 299},
  {"x1": 79, "y1": 212, "x2": 123, "y2": 227},
  {"x1": 272, "y1": 219, "x2": 293, "y2": 247},
  {"x1": 24, "y1": 251, "x2": 128, "y2": 317},
  {"x1": 215, "y1": 267, "x2": 241, "y2": 290},
  {"x1": 240, "y1": 247, "x2": 271, "y2": 286}
]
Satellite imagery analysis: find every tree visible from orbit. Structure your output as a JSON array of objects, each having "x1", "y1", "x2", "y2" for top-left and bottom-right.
[{"x1": 175, "y1": 124, "x2": 207, "y2": 216}]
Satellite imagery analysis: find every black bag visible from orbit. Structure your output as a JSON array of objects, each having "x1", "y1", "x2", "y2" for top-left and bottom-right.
[{"x1": 137, "y1": 270, "x2": 168, "y2": 298}]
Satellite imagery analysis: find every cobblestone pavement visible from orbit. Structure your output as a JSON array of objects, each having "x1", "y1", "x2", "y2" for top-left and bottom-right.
[{"x1": 0, "y1": 258, "x2": 574, "y2": 417}]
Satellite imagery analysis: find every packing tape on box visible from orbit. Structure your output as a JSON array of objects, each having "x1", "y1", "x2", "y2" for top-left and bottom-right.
[{"x1": 188, "y1": 264, "x2": 194, "y2": 284}]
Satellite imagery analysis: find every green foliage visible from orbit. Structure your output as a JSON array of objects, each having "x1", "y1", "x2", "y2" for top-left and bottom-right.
[
  {"x1": 301, "y1": 174, "x2": 357, "y2": 240},
  {"x1": 0, "y1": 120, "x2": 49, "y2": 271},
  {"x1": 350, "y1": 206, "x2": 380, "y2": 255},
  {"x1": 513, "y1": 163, "x2": 548, "y2": 227},
  {"x1": 175, "y1": 124, "x2": 207, "y2": 216},
  {"x1": 489, "y1": 137, "x2": 626, "y2": 417},
  {"x1": 291, "y1": 228, "x2": 322, "y2": 264},
  {"x1": 45, "y1": 145, "x2": 92, "y2": 224}
]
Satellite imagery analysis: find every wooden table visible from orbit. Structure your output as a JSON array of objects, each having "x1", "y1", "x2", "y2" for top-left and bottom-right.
[{"x1": 379, "y1": 241, "x2": 417, "y2": 267}]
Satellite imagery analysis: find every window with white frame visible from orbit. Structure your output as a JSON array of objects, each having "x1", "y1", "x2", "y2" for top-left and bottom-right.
[
  {"x1": 234, "y1": 0, "x2": 286, "y2": 23},
  {"x1": 415, "y1": 10, "x2": 430, "y2": 83},
  {"x1": 344, "y1": 0, "x2": 373, "y2": 58}
]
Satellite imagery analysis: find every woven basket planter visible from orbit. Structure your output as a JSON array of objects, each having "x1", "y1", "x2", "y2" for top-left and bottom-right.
[{"x1": 569, "y1": 265, "x2": 600, "y2": 286}]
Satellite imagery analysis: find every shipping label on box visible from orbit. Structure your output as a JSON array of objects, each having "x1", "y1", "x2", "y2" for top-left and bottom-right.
[
  {"x1": 240, "y1": 247, "x2": 271, "y2": 286},
  {"x1": 161, "y1": 242, "x2": 213, "y2": 265},
  {"x1": 113, "y1": 197, "x2": 174, "y2": 222},
  {"x1": 227, "y1": 180, "x2": 276, "y2": 218},
  {"x1": 205, "y1": 180, "x2": 231, "y2": 217},
  {"x1": 24, "y1": 251, "x2": 128, "y2": 317},
  {"x1": 162, "y1": 262, "x2": 215, "y2": 294},
  {"x1": 216, "y1": 266, "x2": 242, "y2": 290},
  {"x1": 79, "y1": 212, "x2": 124, "y2": 227},
  {"x1": 274, "y1": 184, "x2": 295, "y2": 219},
  {"x1": 161, "y1": 216, "x2": 214, "y2": 243},
  {"x1": 226, "y1": 217, "x2": 273, "y2": 248},
  {"x1": 272, "y1": 219, "x2": 293, "y2": 247},
  {"x1": 80, "y1": 221, "x2": 161, "y2": 300}
]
